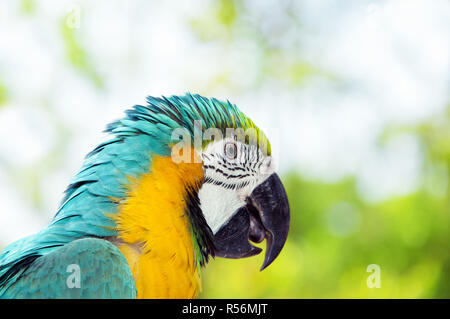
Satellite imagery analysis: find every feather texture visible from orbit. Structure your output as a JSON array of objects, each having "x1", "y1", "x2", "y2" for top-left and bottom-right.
[{"x1": 0, "y1": 93, "x2": 267, "y2": 298}]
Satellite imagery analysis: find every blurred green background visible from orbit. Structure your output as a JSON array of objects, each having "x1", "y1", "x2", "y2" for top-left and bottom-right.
[{"x1": 0, "y1": 0, "x2": 449, "y2": 298}]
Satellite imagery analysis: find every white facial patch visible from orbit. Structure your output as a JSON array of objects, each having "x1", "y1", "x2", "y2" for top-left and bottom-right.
[{"x1": 198, "y1": 138, "x2": 275, "y2": 234}]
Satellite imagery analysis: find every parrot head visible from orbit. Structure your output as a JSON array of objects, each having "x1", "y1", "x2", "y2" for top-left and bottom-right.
[
  {"x1": 160, "y1": 94, "x2": 290, "y2": 271},
  {"x1": 198, "y1": 136, "x2": 290, "y2": 270}
]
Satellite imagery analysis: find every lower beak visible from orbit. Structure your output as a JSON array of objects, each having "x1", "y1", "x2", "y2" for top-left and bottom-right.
[{"x1": 212, "y1": 173, "x2": 290, "y2": 270}]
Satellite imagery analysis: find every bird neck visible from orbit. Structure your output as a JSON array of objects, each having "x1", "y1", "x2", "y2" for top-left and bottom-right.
[{"x1": 111, "y1": 154, "x2": 208, "y2": 298}]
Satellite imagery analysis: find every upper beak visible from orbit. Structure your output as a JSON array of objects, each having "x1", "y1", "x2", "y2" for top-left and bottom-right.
[{"x1": 212, "y1": 173, "x2": 290, "y2": 270}]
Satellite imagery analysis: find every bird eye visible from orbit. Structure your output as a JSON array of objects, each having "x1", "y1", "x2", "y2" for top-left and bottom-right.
[{"x1": 224, "y1": 142, "x2": 237, "y2": 160}]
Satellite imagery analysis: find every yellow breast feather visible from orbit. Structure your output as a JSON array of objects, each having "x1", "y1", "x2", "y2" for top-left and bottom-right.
[{"x1": 112, "y1": 154, "x2": 204, "y2": 299}]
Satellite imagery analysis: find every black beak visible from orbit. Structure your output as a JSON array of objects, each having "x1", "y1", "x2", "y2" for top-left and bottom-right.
[{"x1": 212, "y1": 173, "x2": 290, "y2": 270}]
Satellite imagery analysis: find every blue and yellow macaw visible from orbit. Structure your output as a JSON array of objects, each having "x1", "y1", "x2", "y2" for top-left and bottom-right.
[{"x1": 0, "y1": 93, "x2": 290, "y2": 298}]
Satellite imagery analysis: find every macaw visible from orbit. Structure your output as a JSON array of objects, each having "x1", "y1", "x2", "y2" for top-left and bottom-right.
[{"x1": 0, "y1": 93, "x2": 290, "y2": 299}]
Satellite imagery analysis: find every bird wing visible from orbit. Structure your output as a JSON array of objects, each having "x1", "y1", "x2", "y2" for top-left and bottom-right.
[{"x1": 0, "y1": 238, "x2": 136, "y2": 299}]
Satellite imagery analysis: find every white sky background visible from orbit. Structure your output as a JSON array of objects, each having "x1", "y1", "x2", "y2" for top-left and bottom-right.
[{"x1": 0, "y1": 0, "x2": 449, "y2": 244}]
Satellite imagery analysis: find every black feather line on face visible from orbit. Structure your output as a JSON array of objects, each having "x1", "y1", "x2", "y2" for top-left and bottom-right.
[{"x1": 184, "y1": 185, "x2": 215, "y2": 267}]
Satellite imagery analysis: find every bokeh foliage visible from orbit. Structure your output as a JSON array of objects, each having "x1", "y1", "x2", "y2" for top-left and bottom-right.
[{"x1": 0, "y1": 0, "x2": 448, "y2": 299}]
